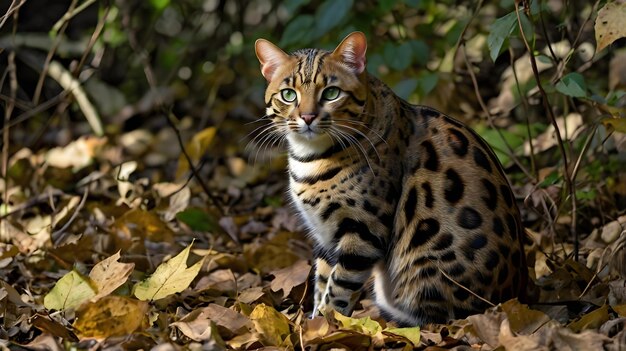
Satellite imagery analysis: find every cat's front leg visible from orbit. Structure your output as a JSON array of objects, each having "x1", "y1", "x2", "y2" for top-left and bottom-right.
[{"x1": 314, "y1": 224, "x2": 384, "y2": 317}]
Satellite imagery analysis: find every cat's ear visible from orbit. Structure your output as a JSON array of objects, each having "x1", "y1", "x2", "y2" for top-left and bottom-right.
[
  {"x1": 332, "y1": 31, "x2": 367, "y2": 74},
  {"x1": 255, "y1": 39, "x2": 289, "y2": 81}
]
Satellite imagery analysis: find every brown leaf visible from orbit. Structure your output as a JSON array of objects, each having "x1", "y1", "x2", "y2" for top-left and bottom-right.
[
  {"x1": 73, "y1": 296, "x2": 149, "y2": 340},
  {"x1": 30, "y1": 314, "x2": 78, "y2": 342},
  {"x1": 270, "y1": 260, "x2": 311, "y2": 298},
  {"x1": 171, "y1": 304, "x2": 248, "y2": 343},
  {"x1": 595, "y1": 0, "x2": 626, "y2": 52},
  {"x1": 89, "y1": 251, "x2": 134, "y2": 301},
  {"x1": 501, "y1": 299, "x2": 553, "y2": 335}
]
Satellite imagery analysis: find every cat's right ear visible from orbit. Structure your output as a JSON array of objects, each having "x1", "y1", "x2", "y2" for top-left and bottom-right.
[{"x1": 255, "y1": 39, "x2": 289, "y2": 81}]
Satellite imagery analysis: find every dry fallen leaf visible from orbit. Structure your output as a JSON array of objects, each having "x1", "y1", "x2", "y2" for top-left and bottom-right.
[
  {"x1": 133, "y1": 242, "x2": 206, "y2": 301},
  {"x1": 270, "y1": 259, "x2": 311, "y2": 298},
  {"x1": 89, "y1": 251, "x2": 135, "y2": 301},
  {"x1": 595, "y1": 0, "x2": 626, "y2": 52},
  {"x1": 249, "y1": 303, "x2": 291, "y2": 346},
  {"x1": 73, "y1": 296, "x2": 149, "y2": 340}
]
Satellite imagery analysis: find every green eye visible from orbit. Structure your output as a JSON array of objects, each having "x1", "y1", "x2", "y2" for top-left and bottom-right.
[
  {"x1": 322, "y1": 87, "x2": 341, "y2": 101},
  {"x1": 281, "y1": 88, "x2": 297, "y2": 102}
]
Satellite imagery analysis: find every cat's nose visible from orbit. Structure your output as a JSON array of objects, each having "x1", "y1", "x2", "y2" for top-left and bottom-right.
[{"x1": 301, "y1": 114, "x2": 317, "y2": 125}]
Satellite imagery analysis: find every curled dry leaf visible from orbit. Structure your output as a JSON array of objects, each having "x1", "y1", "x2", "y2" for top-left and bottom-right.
[
  {"x1": 172, "y1": 303, "x2": 252, "y2": 342},
  {"x1": 89, "y1": 251, "x2": 134, "y2": 301},
  {"x1": 270, "y1": 259, "x2": 311, "y2": 298},
  {"x1": 45, "y1": 136, "x2": 107, "y2": 171}
]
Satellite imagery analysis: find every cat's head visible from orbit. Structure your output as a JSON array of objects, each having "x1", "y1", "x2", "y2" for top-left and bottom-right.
[{"x1": 255, "y1": 32, "x2": 368, "y2": 152}]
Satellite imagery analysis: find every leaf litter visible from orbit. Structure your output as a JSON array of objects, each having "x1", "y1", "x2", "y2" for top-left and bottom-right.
[{"x1": 1, "y1": 120, "x2": 626, "y2": 350}]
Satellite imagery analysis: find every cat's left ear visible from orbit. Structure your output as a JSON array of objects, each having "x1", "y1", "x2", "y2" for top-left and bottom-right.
[
  {"x1": 332, "y1": 31, "x2": 367, "y2": 74},
  {"x1": 255, "y1": 39, "x2": 289, "y2": 81}
]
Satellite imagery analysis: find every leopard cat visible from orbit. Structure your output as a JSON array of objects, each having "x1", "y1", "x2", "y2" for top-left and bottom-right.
[{"x1": 254, "y1": 31, "x2": 528, "y2": 326}]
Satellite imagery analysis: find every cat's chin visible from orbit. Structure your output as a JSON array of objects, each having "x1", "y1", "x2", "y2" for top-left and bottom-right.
[{"x1": 287, "y1": 132, "x2": 334, "y2": 155}]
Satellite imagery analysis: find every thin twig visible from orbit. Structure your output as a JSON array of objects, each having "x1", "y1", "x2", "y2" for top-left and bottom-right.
[
  {"x1": 32, "y1": 0, "x2": 77, "y2": 105},
  {"x1": 509, "y1": 46, "x2": 537, "y2": 179},
  {"x1": 460, "y1": 44, "x2": 533, "y2": 181},
  {"x1": 515, "y1": 1, "x2": 578, "y2": 260},
  {"x1": 438, "y1": 267, "x2": 495, "y2": 307},
  {"x1": 0, "y1": 0, "x2": 26, "y2": 29},
  {"x1": 52, "y1": 189, "x2": 89, "y2": 246}
]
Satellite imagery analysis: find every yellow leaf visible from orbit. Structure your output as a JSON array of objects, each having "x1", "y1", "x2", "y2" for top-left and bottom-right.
[
  {"x1": 595, "y1": 0, "x2": 626, "y2": 52},
  {"x1": 384, "y1": 327, "x2": 421, "y2": 346},
  {"x1": 567, "y1": 304, "x2": 610, "y2": 332},
  {"x1": 73, "y1": 296, "x2": 149, "y2": 340},
  {"x1": 333, "y1": 311, "x2": 382, "y2": 336},
  {"x1": 501, "y1": 299, "x2": 552, "y2": 335},
  {"x1": 249, "y1": 303, "x2": 291, "y2": 346},
  {"x1": 601, "y1": 117, "x2": 626, "y2": 133},
  {"x1": 613, "y1": 304, "x2": 626, "y2": 317},
  {"x1": 132, "y1": 243, "x2": 206, "y2": 301},
  {"x1": 44, "y1": 270, "x2": 97, "y2": 310},
  {"x1": 89, "y1": 251, "x2": 135, "y2": 301},
  {"x1": 175, "y1": 127, "x2": 217, "y2": 180}
]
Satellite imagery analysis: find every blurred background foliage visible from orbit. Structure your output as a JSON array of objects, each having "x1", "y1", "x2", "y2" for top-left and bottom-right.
[{"x1": 1, "y1": 0, "x2": 625, "y2": 238}]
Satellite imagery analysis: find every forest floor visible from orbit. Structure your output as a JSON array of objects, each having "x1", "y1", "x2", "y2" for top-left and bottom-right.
[{"x1": 1, "y1": 119, "x2": 625, "y2": 350}]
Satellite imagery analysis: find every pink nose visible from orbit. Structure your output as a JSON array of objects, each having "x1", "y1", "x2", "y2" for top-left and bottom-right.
[{"x1": 301, "y1": 114, "x2": 317, "y2": 125}]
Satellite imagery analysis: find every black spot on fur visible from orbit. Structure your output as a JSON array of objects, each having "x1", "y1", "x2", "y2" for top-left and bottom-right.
[
  {"x1": 477, "y1": 272, "x2": 493, "y2": 285},
  {"x1": 448, "y1": 263, "x2": 465, "y2": 277},
  {"x1": 422, "y1": 182, "x2": 434, "y2": 208},
  {"x1": 484, "y1": 250, "x2": 500, "y2": 270},
  {"x1": 498, "y1": 243, "x2": 511, "y2": 259},
  {"x1": 335, "y1": 218, "x2": 384, "y2": 248},
  {"x1": 501, "y1": 184, "x2": 514, "y2": 208},
  {"x1": 363, "y1": 200, "x2": 378, "y2": 215},
  {"x1": 498, "y1": 265, "x2": 509, "y2": 284},
  {"x1": 346, "y1": 198, "x2": 356, "y2": 207},
  {"x1": 481, "y1": 178, "x2": 498, "y2": 210},
  {"x1": 458, "y1": 207, "x2": 483, "y2": 229},
  {"x1": 447, "y1": 128, "x2": 469, "y2": 157},
  {"x1": 410, "y1": 218, "x2": 440, "y2": 248},
  {"x1": 440, "y1": 251, "x2": 456, "y2": 262},
  {"x1": 433, "y1": 233, "x2": 454, "y2": 251},
  {"x1": 338, "y1": 253, "x2": 377, "y2": 270},
  {"x1": 321, "y1": 202, "x2": 341, "y2": 220},
  {"x1": 473, "y1": 146, "x2": 492, "y2": 172},
  {"x1": 404, "y1": 187, "x2": 418, "y2": 224},
  {"x1": 505, "y1": 214, "x2": 518, "y2": 240},
  {"x1": 421, "y1": 140, "x2": 440, "y2": 171},
  {"x1": 493, "y1": 217, "x2": 505, "y2": 237},
  {"x1": 421, "y1": 108, "x2": 440, "y2": 119},
  {"x1": 463, "y1": 249, "x2": 476, "y2": 261},
  {"x1": 453, "y1": 288, "x2": 470, "y2": 301},
  {"x1": 334, "y1": 300, "x2": 348, "y2": 308},
  {"x1": 444, "y1": 169, "x2": 464, "y2": 204},
  {"x1": 469, "y1": 235, "x2": 488, "y2": 250}
]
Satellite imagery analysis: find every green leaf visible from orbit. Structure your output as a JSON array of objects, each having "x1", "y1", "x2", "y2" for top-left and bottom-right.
[
  {"x1": 385, "y1": 327, "x2": 421, "y2": 346},
  {"x1": 378, "y1": 0, "x2": 399, "y2": 12},
  {"x1": 280, "y1": 15, "x2": 315, "y2": 47},
  {"x1": 555, "y1": 72, "x2": 587, "y2": 98},
  {"x1": 394, "y1": 79, "x2": 419, "y2": 100},
  {"x1": 419, "y1": 72, "x2": 438, "y2": 96},
  {"x1": 314, "y1": 0, "x2": 354, "y2": 38},
  {"x1": 176, "y1": 208, "x2": 218, "y2": 232},
  {"x1": 283, "y1": 0, "x2": 310, "y2": 14},
  {"x1": 409, "y1": 40, "x2": 429, "y2": 65},
  {"x1": 150, "y1": 0, "x2": 170, "y2": 11},
  {"x1": 44, "y1": 270, "x2": 97, "y2": 310},
  {"x1": 488, "y1": 11, "x2": 518, "y2": 61},
  {"x1": 384, "y1": 42, "x2": 413, "y2": 70}
]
